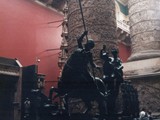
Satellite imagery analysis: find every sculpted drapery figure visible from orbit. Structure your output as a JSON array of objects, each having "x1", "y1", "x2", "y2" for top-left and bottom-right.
[{"x1": 100, "y1": 47, "x2": 124, "y2": 115}]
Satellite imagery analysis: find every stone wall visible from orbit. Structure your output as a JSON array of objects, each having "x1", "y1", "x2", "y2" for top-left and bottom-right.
[{"x1": 129, "y1": 75, "x2": 160, "y2": 113}]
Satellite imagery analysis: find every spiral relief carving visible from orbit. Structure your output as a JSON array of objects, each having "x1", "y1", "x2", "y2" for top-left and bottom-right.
[
  {"x1": 67, "y1": 0, "x2": 117, "y2": 65},
  {"x1": 128, "y1": 0, "x2": 160, "y2": 61}
]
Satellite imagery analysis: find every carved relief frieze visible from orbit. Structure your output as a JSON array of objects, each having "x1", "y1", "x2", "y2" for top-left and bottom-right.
[
  {"x1": 67, "y1": 0, "x2": 117, "y2": 61},
  {"x1": 130, "y1": 21, "x2": 160, "y2": 36},
  {"x1": 129, "y1": 0, "x2": 160, "y2": 15},
  {"x1": 131, "y1": 31, "x2": 160, "y2": 55},
  {"x1": 129, "y1": 10, "x2": 160, "y2": 27},
  {"x1": 128, "y1": 0, "x2": 160, "y2": 61}
]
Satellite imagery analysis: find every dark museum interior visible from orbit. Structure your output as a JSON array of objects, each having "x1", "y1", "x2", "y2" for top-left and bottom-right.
[{"x1": 0, "y1": 0, "x2": 159, "y2": 120}]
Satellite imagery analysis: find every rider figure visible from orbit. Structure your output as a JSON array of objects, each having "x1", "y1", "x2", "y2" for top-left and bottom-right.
[
  {"x1": 59, "y1": 31, "x2": 98, "y2": 93},
  {"x1": 58, "y1": 31, "x2": 107, "y2": 118}
]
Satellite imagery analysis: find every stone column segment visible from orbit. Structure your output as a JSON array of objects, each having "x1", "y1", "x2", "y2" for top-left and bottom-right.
[
  {"x1": 67, "y1": 0, "x2": 117, "y2": 64},
  {"x1": 128, "y1": 0, "x2": 160, "y2": 61}
]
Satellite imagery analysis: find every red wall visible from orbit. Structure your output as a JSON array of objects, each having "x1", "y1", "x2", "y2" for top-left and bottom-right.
[
  {"x1": 0, "y1": 0, "x2": 63, "y2": 95},
  {"x1": 0, "y1": 0, "x2": 132, "y2": 96},
  {"x1": 118, "y1": 42, "x2": 131, "y2": 62}
]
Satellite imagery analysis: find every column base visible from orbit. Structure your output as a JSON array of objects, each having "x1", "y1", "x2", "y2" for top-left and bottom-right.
[
  {"x1": 127, "y1": 50, "x2": 160, "y2": 61},
  {"x1": 123, "y1": 57, "x2": 160, "y2": 78}
]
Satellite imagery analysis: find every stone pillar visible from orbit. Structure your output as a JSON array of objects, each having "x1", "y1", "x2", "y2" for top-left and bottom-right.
[
  {"x1": 128, "y1": 0, "x2": 160, "y2": 61},
  {"x1": 123, "y1": 0, "x2": 160, "y2": 114},
  {"x1": 67, "y1": 0, "x2": 117, "y2": 64}
]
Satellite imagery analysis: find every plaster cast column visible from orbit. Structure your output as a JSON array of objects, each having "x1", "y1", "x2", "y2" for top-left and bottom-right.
[
  {"x1": 128, "y1": 0, "x2": 160, "y2": 61},
  {"x1": 67, "y1": 0, "x2": 117, "y2": 64}
]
